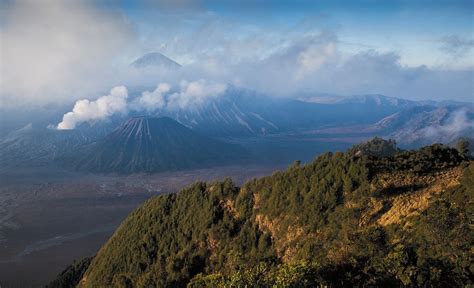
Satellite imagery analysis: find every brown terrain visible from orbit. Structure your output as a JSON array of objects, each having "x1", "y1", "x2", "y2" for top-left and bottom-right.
[
  {"x1": 248, "y1": 166, "x2": 467, "y2": 265},
  {"x1": 366, "y1": 167, "x2": 463, "y2": 227}
]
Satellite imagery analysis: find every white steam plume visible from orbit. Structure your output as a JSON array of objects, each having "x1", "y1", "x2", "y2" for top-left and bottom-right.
[
  {"x1": 133, "y1": 83, "x2": 170, "y2": 112},
  {"x1": 133, "y1": 80, "x2": 227, "y2": 111},
  {"x1": 57, "y1": 86, "x2": 128, "y2": 130},
  {"x1": 57, "y1": 80, "x2": 227, "y2": 129}
]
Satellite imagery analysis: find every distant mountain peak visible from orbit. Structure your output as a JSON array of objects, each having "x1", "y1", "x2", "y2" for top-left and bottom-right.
[{"x1": 131, "y1": 52, "x2": 181, "y2": 69}]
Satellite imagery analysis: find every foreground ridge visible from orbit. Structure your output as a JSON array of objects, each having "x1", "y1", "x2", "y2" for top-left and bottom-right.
[{"x1": 50, "y1": 139, "x2": 473, "y2": 287}]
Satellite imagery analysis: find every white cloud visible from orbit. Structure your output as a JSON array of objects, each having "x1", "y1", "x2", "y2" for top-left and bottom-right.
[
  {"x1": 167, "y1": 80, "x2": 227, "y2": 109},
  {"x1": 57, "y1": 86, "x2": 128, "y2": 130},
  {"x1": 420, "y1": 108, "x2": 474, "y2": 140},
  {"x1": 134, "y1": 83, "x2": 170, "y2": 112},
  {"x1": 134, "y1": 80, "x2": 227, "y2": 111},
  {"x1": 0, "y1": 0, "x2": 133, "y2": 108},
  {"x1": 297, "y1": 42, "x2": 337, "y2": 76}
]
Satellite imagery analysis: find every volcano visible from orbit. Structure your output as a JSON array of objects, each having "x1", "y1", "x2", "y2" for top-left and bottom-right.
[
  {"x1": 131, "y1": 52, "x2": 181, "y2": 69},
  {"x1": 73, "y1": 117, "x2": 249, "y2": 173}
]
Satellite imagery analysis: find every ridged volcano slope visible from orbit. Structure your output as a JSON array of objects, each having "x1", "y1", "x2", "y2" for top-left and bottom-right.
[{"x1": 73, "y1": 117, "x2": 248, "y2": 173}]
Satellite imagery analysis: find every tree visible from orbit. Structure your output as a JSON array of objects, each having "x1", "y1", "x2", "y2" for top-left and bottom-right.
[{"x1": 456, "y1": 138, "x2": 470, "y2": 158}]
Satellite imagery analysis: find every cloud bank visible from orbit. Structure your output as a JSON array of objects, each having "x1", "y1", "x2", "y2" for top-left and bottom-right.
[
  {"x1": 420, "y1": 108, "x2": 474, "y2": 141},
  {"x1": 134, "y1": 83, "x2": 171, "y2": 112},
  {"x1": 0, "y1": 0, "x2": 133, "y2": 108}
]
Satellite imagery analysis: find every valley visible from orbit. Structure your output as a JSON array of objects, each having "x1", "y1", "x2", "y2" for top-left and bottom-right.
[
  {"x1": 0, "y1": 124, "x2": 372, "y2": 286},
  {"x1": 0, "y1": 164, "x2": 280, "y2": 287}
]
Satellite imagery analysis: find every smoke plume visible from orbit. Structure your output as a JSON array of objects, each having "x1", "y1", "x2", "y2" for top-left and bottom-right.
[
  {"x1": 57, "y1": 80, "x2": 227, "y2": 129},
  {"x1": 134, "y1": 83, "x2": 171, "y2": 112},
  {"x1": 57, "y1": 86, "x2": 128, "y2": 130},
  {"x1": 167, "y1": 80, "x2": 227, "y2": 109}
]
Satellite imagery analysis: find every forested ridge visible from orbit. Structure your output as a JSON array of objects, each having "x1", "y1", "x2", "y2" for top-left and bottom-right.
[{"x1": 49, "y1": 138, "x2": 473, "y2": 287}]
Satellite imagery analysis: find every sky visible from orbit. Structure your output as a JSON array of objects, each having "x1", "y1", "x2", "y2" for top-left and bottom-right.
[
  {"x1": 117, "y1": 0, "x2": 474, "y2": 68},
  {"x1": 1, "y1": 0, "x2": 473, "y2": 109}
]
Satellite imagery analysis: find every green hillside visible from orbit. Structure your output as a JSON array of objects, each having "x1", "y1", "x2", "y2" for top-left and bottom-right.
[{"x1": 51, "y1": 139, "x2": 473, "y2": 287}]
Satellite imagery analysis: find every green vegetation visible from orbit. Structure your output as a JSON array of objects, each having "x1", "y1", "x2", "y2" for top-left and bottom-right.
[
  {"x1": 456, "y1": 138, "x2": 471, "y2": 158},
  {"x1": 46, "y1": 257, "x2": 92, "y2": 288},
  {"x1": 347, "y1": 136, "x2": 400, "y2": 157},
  {"x1": 51, "y1": 138, "x2": 473, "y2": 287}
]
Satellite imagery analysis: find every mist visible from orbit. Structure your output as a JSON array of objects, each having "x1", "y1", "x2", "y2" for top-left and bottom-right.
[
  {"x1": 0, "y1": 0, "x2": 134, "y2": 108},
  {"x1": 420, "y1": 108, "x2": 474, "y2": 141}
]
